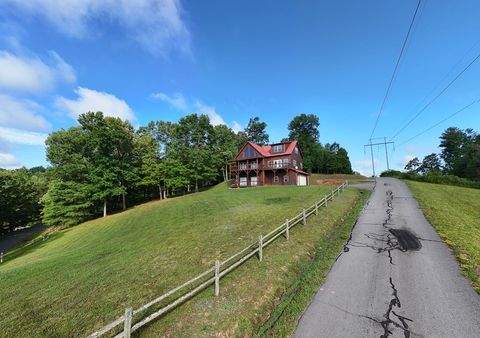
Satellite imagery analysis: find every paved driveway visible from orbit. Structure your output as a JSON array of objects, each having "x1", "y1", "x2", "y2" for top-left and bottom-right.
[{"x1": 295, "y1": 178, "x2": 480, "y2": 338}]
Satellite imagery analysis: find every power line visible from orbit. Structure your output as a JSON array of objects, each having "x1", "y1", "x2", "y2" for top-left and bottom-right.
[
  {"x1": 398, "y1": 98, "x2": 480, "y2": 146},
  {"x1": 390, "y1": 51, "x2": 480, "y2": 140},
  {"x1": 369, "y1": 0, "x2": 423, "y2": 140}
]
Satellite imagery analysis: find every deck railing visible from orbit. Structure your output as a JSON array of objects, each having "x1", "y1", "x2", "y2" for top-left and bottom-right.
[{"x1": 88, "y1": 181, "x2": 349, "y2": 338}]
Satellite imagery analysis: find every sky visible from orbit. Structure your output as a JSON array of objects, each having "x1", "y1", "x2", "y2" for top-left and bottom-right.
[{"x1": 0, "y1": 0, "x2": 479, "y2": 176}]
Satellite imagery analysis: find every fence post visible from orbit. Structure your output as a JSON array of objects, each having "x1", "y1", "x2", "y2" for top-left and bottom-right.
[
  {"x1": 303, "y1": 209, "x2": 307, "y2": 225},
  {"x1": 325, "y1": 197, "x2": 328, "y2": 207},
  {"x1": 124, "y1": 307, "x2": 133, "y2": 338},
  {"x1": 285, "y1": 219, "x2": 289, "y2": 240},
  {"x1": 215, "y1": 260, "x2": 220, "y2": 296},
  {"x1": 258, "y1": 235, "x2": 263, "y2": 261},
  {"x1": 315, "y1": 202, "x2": 318, "y2": 215}
]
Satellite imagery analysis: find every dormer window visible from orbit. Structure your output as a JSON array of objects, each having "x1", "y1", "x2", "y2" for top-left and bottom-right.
[
  {"x1": 272, "y1": 144, "x2": 283, "y2": 153},
  {"x1": 294, "y1": 146, "x2": 299, "y2": 154}
]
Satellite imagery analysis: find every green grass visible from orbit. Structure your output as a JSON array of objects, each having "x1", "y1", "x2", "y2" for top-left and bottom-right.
[
  {"x1": 0, "y1": 183, "x2": 362, "y2": 337},
  {"x1": 406, "y1": 181, "x2": 480, "y2": 293}
]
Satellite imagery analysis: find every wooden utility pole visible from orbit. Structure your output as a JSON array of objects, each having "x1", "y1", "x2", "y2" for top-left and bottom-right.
[{"x1": 364, "y1": 138, "x2": 394, "y2": 177}]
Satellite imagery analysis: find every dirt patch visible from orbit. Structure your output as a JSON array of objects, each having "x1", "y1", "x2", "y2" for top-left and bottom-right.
[{"x1": 315, "y1": 179, "x2": 343, "y2": 185}]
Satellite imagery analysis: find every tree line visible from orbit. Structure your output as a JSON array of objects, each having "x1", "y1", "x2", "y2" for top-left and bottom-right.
[
  {"x1": 0, "y1": 112, "x2": 352, "y2": 232},
  {"x1": 382, "y1": 127, "x2": 480, "y2": 187}
]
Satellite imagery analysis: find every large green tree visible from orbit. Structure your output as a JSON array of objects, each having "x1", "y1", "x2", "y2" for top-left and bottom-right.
[
  {"x1": 244, "y1": 117, "x2": 269, "y2": 145},
  {"x1": 287, "y1": 113, "x2": 320, "y2": 170}
]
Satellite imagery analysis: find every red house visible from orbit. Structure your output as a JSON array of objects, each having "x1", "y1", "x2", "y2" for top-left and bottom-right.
[{"x1": 229, "y1": 140, "x2": 310, "y2": 187}]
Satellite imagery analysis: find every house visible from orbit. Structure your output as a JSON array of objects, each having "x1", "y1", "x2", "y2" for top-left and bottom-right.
[{"x1": 229, "y1": 140, "x2": 310, "y2": 187}]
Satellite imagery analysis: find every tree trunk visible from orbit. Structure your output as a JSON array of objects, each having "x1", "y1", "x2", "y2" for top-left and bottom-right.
[
  {"x1": 103, "y1": 199, "x2": 107, "y2": 217},
  {"x1": 195, "y1": 179, "x2": 199, "y2": 192},
  {"x1": 158, "y1": 184, "x2": 162, "y2": 200},
  {"x1": 122, "y1": 192, "x2": 126, "y2": 210},
  {"x1": 187, "y1": 185, "x2": 190, "y2": 193}
]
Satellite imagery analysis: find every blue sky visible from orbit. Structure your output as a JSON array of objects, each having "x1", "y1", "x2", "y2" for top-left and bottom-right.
[{"x1": 0, "y1": 0, "x2": 479, "y2": 176}]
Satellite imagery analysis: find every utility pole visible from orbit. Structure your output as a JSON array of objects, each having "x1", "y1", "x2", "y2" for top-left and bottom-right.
[{"x1": 364, "y1": 138, "x2": 395, "y2": 177}]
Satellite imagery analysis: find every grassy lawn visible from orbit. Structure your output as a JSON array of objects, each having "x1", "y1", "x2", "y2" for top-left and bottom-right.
[
  {"x1": 406, "y1": 181, "x2": 480, "y2": 293},
  {"x1": 0, "y1": 183, "x2": 363, "y2": 337}
]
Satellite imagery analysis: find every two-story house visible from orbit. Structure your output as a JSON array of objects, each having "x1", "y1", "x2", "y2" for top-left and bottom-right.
[{"x1": 229, "y1": 140, "x2": 310, "y2": 187}]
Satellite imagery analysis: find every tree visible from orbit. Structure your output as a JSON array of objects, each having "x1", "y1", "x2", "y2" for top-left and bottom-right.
[
  {"x1": 170, "y1": 114, "x2": 217, "y2": 192},
  {"x1": 0, "y1": 168, "x2": 44, "y2": 234},
  {"x1": 418, "y1": 153, "x2": 442, "y2": 175},
  {"x1": 337, "y1": 147, "x2": 353, "y2": 174},
  {"x1": 41, "y1": 180, "x2": 93, "y2": 227},
  {"x1": 210, "y1": 125, "x2": 240, "y2": 181},
  {"x1": 404, "y1": 157, "x2": 420, "y2": 173},
  {"x1": 244, "y1": 117, "x2": 269, "y2": 145},
  {"x1": 287, "y1": 114, "x2": 320, "y2": 170}
]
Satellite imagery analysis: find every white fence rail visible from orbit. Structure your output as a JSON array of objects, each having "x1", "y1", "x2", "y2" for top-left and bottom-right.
[{"x1": 88, "y1": 181, "x2": 349, "y2": 338}]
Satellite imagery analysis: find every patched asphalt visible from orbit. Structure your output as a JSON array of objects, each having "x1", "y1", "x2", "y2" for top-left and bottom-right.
[{"x1": 294, "y1": 177, "x2": 480, "y2": 338}]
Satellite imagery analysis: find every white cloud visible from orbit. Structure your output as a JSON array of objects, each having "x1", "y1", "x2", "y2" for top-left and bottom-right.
[
  {"x1": 194, "y1": 101, "x2": 226, "y2": 126},
  {"x1": 0, "y1": 152, "x2": 21, "y2": 169},
  {"x1": 151, "y1": 92, "x2": 187, "y2": 110},
  {"x1": 0, "y1": 94, "x2": 51, "y2": 131},
  {"x1": 3, "y1": 0, "x2": 191, "y2": 56},
  {"x1": 56, "y1": 87, "x2": 136, "y2": 121},
  {"x1": 231, "y1": 121, "x2": 242, "y2": 133},
  {"x1": 0, "y1": 50, "x2": 76, "y2": 93},
  {"x1": 0, "y1": 126, "x2": 47, "y2": 146},
  {"x1": 353, "y1": 159, "x2": 381, "y2": 177}
]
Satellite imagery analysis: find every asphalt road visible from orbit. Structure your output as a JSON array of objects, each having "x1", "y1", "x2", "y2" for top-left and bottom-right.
[
  {"x1": 295, "y1": 177, "x2": 480, "y2": 338},
  {"x1": 0, "y1": 225, "x2": 46, "y2": 253}
]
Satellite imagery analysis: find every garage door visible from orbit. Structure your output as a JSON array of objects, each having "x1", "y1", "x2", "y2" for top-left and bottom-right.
[{"x1": 297, "y1": 174, "x2": 307, "y2": 186}]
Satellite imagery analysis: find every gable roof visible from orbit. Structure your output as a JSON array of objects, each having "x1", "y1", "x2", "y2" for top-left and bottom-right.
[{"x1": 235, "y1": 140, "x2": 301, "y2": 159}]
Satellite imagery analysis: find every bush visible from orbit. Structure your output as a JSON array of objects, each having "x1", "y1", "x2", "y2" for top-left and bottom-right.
[{"x1": 380, "y1": 170, "x2": 480, "y2": 189}]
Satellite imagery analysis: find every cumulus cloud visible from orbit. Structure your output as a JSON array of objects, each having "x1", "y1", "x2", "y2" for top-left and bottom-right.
[
  {"x1": 0, "y1": 94, "x2": 51, "y2": 131},
  {"x1": 56, "y1": 87, "x2": 136, "y2": 121},
  {"x1": 3, "y1": 0, "x2": 191, "y2": 56},
  {"x1": 151, "y1": 92, "x2": 188, "y2": 110},
  {"x1": 0, "y1": 50, "x2": 76, "y2": 93},
  {"x1": 0, "y1": 152, "x2": 21, "y2": 169},
  {"x1": 0, "y1": 126, "x2": 48, "y2": 146},
  {"x1": 194, "y1": 101, "x2": 226, "y2": 126}
]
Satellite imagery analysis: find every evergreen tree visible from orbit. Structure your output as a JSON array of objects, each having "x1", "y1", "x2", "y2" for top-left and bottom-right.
[{"x1": 244, "y1": 117, "x2": 269, "y2": 145}]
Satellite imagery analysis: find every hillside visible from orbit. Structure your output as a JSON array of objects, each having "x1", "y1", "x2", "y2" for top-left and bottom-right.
[{"x1": 0, "y1": 182, "x2": 363, "y2": 337}]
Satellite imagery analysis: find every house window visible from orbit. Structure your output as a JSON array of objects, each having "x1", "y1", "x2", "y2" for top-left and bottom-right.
[
  {"x1": 250, "y1": 162, "x2": 257, "y2": 169},
  {"x1": 272, "y1": 144, "x2": 283, "y2": 153},
  {"x1": 294, "y1": 146, "x2": 299, "y2": 154},
  {"x1": 283, "y1": 175, "x2": 289, "y2": 183},
  {"x1": 299, "y1": 162, "x2": 303, "y2": 169},
  {"x1": 240, "y1": 177, "x2": 247, "y2": 186},
  {"x1": 273, "y1": 175, "x2": 279, "y2": 183},
  {"x1": 268, "y1": 160, "x2": 273, "y2": 167},
  {"x1": 273, "y1": 159, "x2": 282, "y2": 168},
  {"x1": 293, "y1": 159, "x2": 297, "y2": 167},
  {"x1": 283, "y1": 158, "x2": 289, "y2": 165},
  {"x1": 244, "y1": 146, "x2": 256, "y2": 158},
  {"x1": 239, "y1": 162, "x2": 247, "y2": 169},
  {"x1": 251, "y1": 176, "x2": 258, "y2": 186}
]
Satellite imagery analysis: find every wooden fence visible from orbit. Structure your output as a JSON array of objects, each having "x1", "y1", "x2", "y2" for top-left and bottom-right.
[{"x1": 88, "y1": 181, "x2": 349, "y2": 338}]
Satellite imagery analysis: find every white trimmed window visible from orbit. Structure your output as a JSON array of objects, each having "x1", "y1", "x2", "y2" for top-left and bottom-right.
[
  {"x1": 294, "y1": 146, "x2": 299, "y2": 154},
  {"x1": 273, "y1": 175, "x2": 279, "y2": 183},
  {"x1": 283, "y1": 175, "x2": 289, "y2": 183},
  {"x1": 293, "y1": 159, "x2": 297, "y2": 167},
  {"x1": 273, "y1": 144, "x2": 283, "y2": 153}
]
